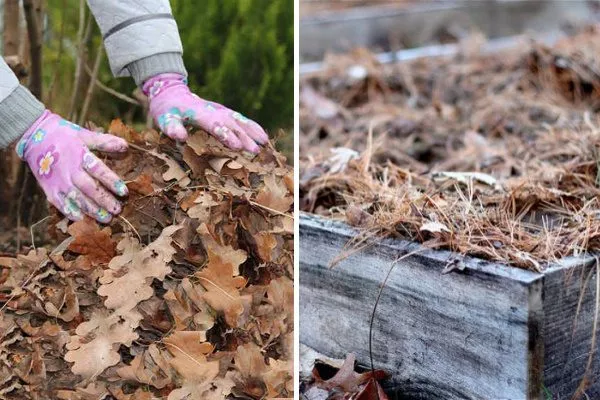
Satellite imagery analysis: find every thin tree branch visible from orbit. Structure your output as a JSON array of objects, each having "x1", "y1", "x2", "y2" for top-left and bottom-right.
[
  {"x1": 68, "y1": 7, "x2": 93, "y2": 120},
  {"x1": 47, "y1": 0, "x2": 68, "y2": 108},
  {"x1": 79, "y1": 45, "x2": 104, "y2": 125},
  {"x1": 83, "y1": 64, "x2": 141, "y2": 106}
]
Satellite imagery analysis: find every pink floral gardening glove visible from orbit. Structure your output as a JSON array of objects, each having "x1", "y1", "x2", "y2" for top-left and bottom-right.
[
  {"x1": 144, "y1": 73, "x2": 269, "y2": 154},
  {"x1": 16, "y1": 111, "x2": 129, "y2": 223}
]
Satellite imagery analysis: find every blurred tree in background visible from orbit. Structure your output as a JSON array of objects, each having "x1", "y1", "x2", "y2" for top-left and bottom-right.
[{"x1": 43, "y1": 0, "x2": 293, "y2": 134}]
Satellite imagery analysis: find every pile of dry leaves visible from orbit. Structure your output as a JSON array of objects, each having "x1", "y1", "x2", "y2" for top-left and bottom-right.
[
  {"x1": 0, "y1": 121, "x2": 294, "y2": 399},
  {"x1": 300, "y1": 26, "x2": 600, "y2": 270}
]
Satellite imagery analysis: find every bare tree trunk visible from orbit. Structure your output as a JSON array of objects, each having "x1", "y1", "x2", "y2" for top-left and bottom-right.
[
  {"x1": 4, "y1": 0, "x2": 21, "y2": 56},
  {"x1": 0, "y1": 1, "x2": 22, "y2": 216},
  {"x1": 23, "y1": 0, "x2": 42, "y2": 100},
  {"x1": 12, "y1": 0, "x2": 45, "y2": 231}
]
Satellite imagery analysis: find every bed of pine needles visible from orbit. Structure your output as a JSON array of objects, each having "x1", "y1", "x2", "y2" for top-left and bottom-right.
[
  {"x1": 300, "y1": 26, "x2": 600, "y2": 271},
  {"x1": 0, "y1": 121, "x2": 294, "y2": 399}
]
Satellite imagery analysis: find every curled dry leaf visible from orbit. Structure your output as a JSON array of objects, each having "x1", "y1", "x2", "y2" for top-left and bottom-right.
[{"x1": 311, "y1": 354, "x2": 389, "y2": 396}]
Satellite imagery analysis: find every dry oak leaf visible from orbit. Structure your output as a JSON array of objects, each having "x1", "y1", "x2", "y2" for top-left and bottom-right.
[
  {"x1": 56, "y1": 382, "x2": 110, "y2": 400},
  {"x1": 187, "y1": 192, "x2": 221, "y2": 221},
  {"x1": 128, "y1": 173, "x2": 155, "y2": 196},
  {"x1": 50, "y1": 237, "x2": 93, "y2": 271},
  {"x1": 256, "y1": 277, "x2": 294, "y2": 340},
  {"x1": 254, "y1": 232, "x2": 278, "y2": 262},
  {"x1": 167, "y1": 372, "x2": 236, "y2": 400},
  {"x1": 67, "y1": 219, "x2": 116, "y2": 266},
  {"x1": 198, "y1": 223, "x2": 247, "y2": 275},
  {"x1": 235, "y1": 342, "x2": 290, "y2": 398},
  {"x1": 109, "y1": 387, "x2": 154, "y2": 400},
  {"x1": 65, "y1": 311, "x2": 139, "y2": 378},
  {"x1": 313, "y1": 353, "x2": 388, "y2": 393},
  {"x1": 140, "y1": 147, "x2": 191, "y2": 187},
  {"x1": 162, "y1": 157, "x2": 191, "y2": 187},
  {"x1": 116, "y1": 349, "x2": 171, "y2": 389},
  {"x1": 255, "y1": 174, "x2": 293, "y2": 213},
  {"x1": 98, "y1": 225, "x2": 182, "y2": 312},
  {"x1": 164, "y1": 278, "x2": 215, "y2": 337},
  {"x1": 196, "y1": 226, "x2": 248, "y2": 327},
  {"x1": 163, "y1": 331, "x2": 218, "y2": 382},
  {"x1": 0, "y1": 248, "x2": 49, "y2": 290},
  {"x1": 43, "y1": 277, "x2": 79, "y2": 322},
  {"x1": 196, "y1": 253, "x2": 248, "y2": 328},
  {"x1": 235, "y1": 342, "x2": 266, "y2": 378},
  {"x1": 109, "y1": 118, "x2": 142, "y2": 143},
  {"x1": 263, "y1": 358, "x2": 293, "y2": 398}
]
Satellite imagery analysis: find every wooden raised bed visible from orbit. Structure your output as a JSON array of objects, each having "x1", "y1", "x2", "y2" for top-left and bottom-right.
[
  {"x1": 300, "y1": 213, "x2": 600, "y2": 399},
  {"x1": 300, "y1": 0, "x2": 596, "y2": 62}
]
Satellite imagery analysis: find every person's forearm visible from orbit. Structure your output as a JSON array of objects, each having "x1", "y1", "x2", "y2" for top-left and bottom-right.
[
  {"x1": 0, "y1": 58, "x2": 45, "y2": 149},
  {"x1": 86, "y1": 0, "x2": 186, "y2": 81}
]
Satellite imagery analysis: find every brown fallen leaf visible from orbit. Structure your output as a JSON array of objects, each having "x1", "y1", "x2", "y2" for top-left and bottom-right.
[
  {"x1": 196, "y1": 252, "x2": 248, "y2": 327},
  {"x1": 255, "y1": 174, "x2": 293, "y2": 213},
  {"x1": 116, "y1": 349, "x2": 171, "y2": 389},
  {"x1": 355, "y1": 378, "x2": 390, "y2": 400},
  {"x1": 313, "y1": 354, "x2": 388, "y2": 393},
  {"x1": 109, "y1": 118, "x2": 142, "y2": 143},
  {"x1": 128, "y1": 173, "x2": 155, "y2": 196},
  {"x1": 196, "y1": 226, "x2": 249, "y2": 327},
  {"x1": 98, "y1": 225, "x2": 181, "y2": 312},
  {"x1": 65, "y1": 311, "x2": 139, "y2": 378},
  {"x1": 167, "y1": 372, "x2": 236, "y2": 400},
  {"x1": 67, "y1": 220, "x2": 115, "y2": 266},
  {"x1": 163, "y1": 331, "x2": 218, "y2": 382}
]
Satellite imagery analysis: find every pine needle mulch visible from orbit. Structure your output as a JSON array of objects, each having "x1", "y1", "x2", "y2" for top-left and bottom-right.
[{"x1": 300, "y1": 26, "x2": 600, "y2": 271}]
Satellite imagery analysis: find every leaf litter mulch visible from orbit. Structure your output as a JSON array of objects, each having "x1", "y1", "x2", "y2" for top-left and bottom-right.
[
  {"x1": 300, "y1": 25, "x2": 600, "y2": 271},
  {"x1": 0, "y1": 121, "x2": 294, "y2": 399}
]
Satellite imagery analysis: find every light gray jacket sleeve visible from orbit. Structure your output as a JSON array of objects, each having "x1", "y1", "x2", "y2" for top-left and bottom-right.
[
  {"x1": 87, "y1": 0, "x2": 187, "y2": 86},
  {"x1": 0, "y1": 58, "x2": 45, "y2": 149}
]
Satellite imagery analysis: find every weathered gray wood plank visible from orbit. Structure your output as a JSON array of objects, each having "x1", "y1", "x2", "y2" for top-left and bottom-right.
[
  {"x1": 300, "y1": 0, "x2": 595, "y2": 62},
  {"x1": 542, "y1": 258, "x2": 600, "y2": 399},
  {"x1": 300, "y1": 213, "x2": 600, "y2": 399},
  {"x1": 300, "y1": 213, "x2": 544, "y2": 399}
]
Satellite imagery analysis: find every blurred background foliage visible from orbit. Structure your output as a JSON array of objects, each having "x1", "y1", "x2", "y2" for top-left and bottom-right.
[{"x1": 43, "y1": 0, "x2": 293, "y2": 156}]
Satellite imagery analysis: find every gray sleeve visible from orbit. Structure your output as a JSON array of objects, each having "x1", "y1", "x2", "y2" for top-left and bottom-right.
[
  {"x1": 0, "y1": 58, "x2": 45, "y2": 149},
  {"x1": 86, "y1": 0, "x2": 187, "y2": 84}
]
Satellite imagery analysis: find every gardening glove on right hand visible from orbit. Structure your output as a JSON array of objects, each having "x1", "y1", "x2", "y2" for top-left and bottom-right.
[
  {"x1": 15, "y1": 111, "x2": 129, "y2": 223},
  {"x1": 143, "y1": 73, "x2": 269, "y2": 154}
]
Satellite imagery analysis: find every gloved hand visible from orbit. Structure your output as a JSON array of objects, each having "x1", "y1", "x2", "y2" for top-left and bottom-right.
[
  {"x1": 16, "y1": 111, "x2": 129, "y2": 223},
  {"x1": 143, "y1": 73, "x2": 269, "y2": 154}
]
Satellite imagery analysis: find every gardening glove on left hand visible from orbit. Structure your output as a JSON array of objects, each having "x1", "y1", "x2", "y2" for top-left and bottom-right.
[
  {"x1": 16, "y1": 111, "x2": 129, "y2": 223},
  {"x1": 143, "y1": 73, "x2": 269, "y2": 154}
]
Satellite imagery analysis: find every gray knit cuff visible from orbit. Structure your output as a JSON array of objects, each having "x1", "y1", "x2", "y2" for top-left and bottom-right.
[
  {"x1": 0, "y1": 85, "x2": 45, "y2": 149},
  {"x1": 126, "y1": 52, "x2": 187, "y2": 86}
]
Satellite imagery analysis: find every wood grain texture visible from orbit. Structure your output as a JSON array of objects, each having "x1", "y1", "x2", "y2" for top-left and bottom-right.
[
  {"x1": 299, "y1": 213, "x2": 600, "y2": 399},
  {"x1": 542, "y1": 258, "x2": 600, "y2": 399}
]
